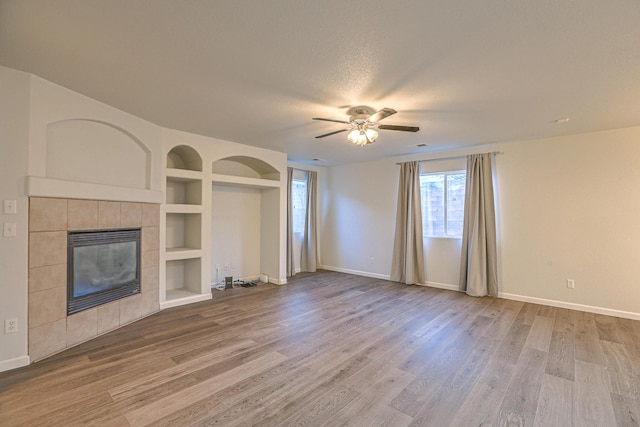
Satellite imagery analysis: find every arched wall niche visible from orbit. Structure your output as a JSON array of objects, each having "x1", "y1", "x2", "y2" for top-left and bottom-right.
[
  {"x1": 212, "y1": 156, "x2": 280, "y2": 181},
  {"x1": 167, "y1": 145, "x2": 203, "y2": 171},
  {"x1": 46, "y1": 119, "x2": 151, "y2": 189}
]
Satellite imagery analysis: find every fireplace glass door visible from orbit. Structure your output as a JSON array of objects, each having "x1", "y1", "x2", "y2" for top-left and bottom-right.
[{"x1": 67, "y1": 228, "x2": 141, "y2": 315}]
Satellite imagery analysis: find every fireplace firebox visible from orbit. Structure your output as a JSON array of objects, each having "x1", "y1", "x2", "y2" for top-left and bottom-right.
[{"x1": 67, "y1": 228, "x2": 141, "y2": 315}]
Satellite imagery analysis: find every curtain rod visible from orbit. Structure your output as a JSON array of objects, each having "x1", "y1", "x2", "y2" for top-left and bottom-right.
[{"x1": 396, "y1": 151, "x2": 503, "y2": 165}]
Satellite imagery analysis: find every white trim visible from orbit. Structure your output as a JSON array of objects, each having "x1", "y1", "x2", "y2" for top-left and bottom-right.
[
  {"x1": 320, "y1": 265, "x2": 390, "y2": 281},
  {"x1": 419, "y1": 281, "x2": 460, "y2": 292},
  {"x1": 499, "y1": 292, "x2": 640, "y2": 321},
  {"x1": 270, "y1": 277, "x2": 287, "y2": 285},
  {"x1": 0, "y1": 355, "x2": 30, "y2": 373},
  {"x1": 25, "y1": 176, "x2": 163, "y2": 203},
  {"x1": 314, "y1": 267, "x2": 640, "y2": 321},
  {"x1": 160, "y1": 293, "x2": 211, "y2": 310}
]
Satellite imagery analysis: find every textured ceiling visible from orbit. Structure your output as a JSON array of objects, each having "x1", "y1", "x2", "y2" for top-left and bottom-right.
[{"x1": 1, "y1": 0, "x2": 639, "y2": 165}]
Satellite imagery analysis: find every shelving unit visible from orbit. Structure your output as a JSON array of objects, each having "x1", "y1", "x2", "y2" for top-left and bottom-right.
[
  {"x1": 161, "y1": 145, "x2": 210, "y2": 309},
  {"x1": 211, "y1": 156, "x2": 282, "y2": 285},
  {"x1": 165, "y1": 258, "x2": 202, "y2": 301}
]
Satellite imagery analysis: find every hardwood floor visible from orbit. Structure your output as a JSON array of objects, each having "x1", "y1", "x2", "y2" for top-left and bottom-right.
[{"x1": 1, "y1": 270, "x2": 639, "y2": 426}]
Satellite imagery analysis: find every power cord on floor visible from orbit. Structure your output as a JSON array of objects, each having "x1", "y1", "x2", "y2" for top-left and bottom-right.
[
  {"x1": 212, "y1": 279, "x2": 259, "y2": 291},
  {"x1": 212, "y1": 280, "x2": 226, "y2": 291}
]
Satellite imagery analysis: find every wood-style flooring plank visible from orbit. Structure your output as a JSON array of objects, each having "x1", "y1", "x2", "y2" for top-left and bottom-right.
[
  {"x1": 534, "y1": 373, "x2": 574, "y2": 427},
  {"x1": 610, "y1": 392, "x2": 640, "y2": 427},
  {"x1": 0, "y1": 271, "x2": 638, "y2": 426},
  {"x1": 497, "y1": 347, "x2": 548, "y2": 426},
  {"x1": 574, "y1": 310, "x2": 606, "y2": 365},
  {"x1": 546, "y1": 308, "x2": 576, "y2": 381},
  {"x1": 574, "y1": 359, "x2": 618, "y2": 426},
  {"x1": 525, "y1": 315, "x2": 555, "y2": 352}
]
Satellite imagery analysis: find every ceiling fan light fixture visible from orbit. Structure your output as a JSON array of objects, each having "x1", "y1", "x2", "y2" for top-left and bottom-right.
[
  {"x1": 313, "y1": 106, "x2": 418, "y2": 145},
  {"x1": 348, "y1": 128, "x2": 378, "y2": 146}
]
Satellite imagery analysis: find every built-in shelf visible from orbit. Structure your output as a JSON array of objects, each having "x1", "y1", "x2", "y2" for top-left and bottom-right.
[
  {"x1": 163, "y1": 144, "x2": 208, "y2": 309},
  {"x1": 211, "y1": 173, "x2": 281, "y2": 189},
  {"x1": 166, "y1": 257, "x2": 202, "y2": 293},
  {"x1": 165, "y1": 204, "x2": 203, "y2": 214},
  {"x1": 166, "y1": 168, "x2": 202, "y2": 180},
  {"x1": 25, "y1": 176, "x2": 163, "y2": 203},
  {"x1": 165, "y1": 247, "x2": 202, "y2": 261},
  {"x1": 166, "y1": 213, "x2": 201, "y2": 250}
]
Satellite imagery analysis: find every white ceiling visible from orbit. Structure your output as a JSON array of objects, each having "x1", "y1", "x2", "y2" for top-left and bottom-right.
[{"x1": 1, "y1": 1, "x2": 639, "y2": 166}]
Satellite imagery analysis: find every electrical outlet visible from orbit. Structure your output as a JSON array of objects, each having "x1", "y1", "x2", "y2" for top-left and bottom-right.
[
  {"x1": 5, "y1": 318, "x2": 18, "y2": 334},
  {"x1": 567, "y1": 279, "x2": 575, "y2": 289},
  {"x1": 3, "y1": 222, "x2": 17, "y2": 237},
  {"x1": 4, "y1": 200, "x2": 17, "y2": 214}
]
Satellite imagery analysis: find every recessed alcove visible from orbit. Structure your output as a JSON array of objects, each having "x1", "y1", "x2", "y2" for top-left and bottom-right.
[
  {"x1": 212, "y1": 156, "x2": 280, "y2": 181},
  {"x1": 210, "y1": 155, "x2": 281, "y2": 287},
  {"x1": 46, "y1": 119, "x2": 150, "y2": 189},
  {"x1": 167, "y1": 145, "x2": 203, "y2": 171}
]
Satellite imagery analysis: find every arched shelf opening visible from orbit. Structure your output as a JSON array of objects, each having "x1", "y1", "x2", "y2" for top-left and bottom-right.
[
  {"x1": 167, "y1": 145, "x2": 203, "y2": 171},
  {"x1": 212, "y1": 156, "x2": 280, "y2": 181}
]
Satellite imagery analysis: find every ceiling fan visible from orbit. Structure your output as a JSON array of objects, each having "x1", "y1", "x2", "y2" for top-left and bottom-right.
[{"x1": 313, "y1": 106, "x2": 419, "y2": 146}]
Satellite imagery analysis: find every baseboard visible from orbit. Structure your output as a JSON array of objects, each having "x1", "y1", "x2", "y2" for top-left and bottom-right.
[
  {"x1": 321, "y1": 266, "x2": 640, "y2": 321},
  {"x1": 160, "y1": 293, "x2": 212, "y2": 310},
  {"x1": 0, "y1": 355, "x2": 30, "y2": 373},
  {"x1": 270, "y1": 277, "x2": 287, "y2": 285},
  {"x1": 320, "y1": 265, "x2": 390, "y2": 281},
  {"x1": 420, "y1": 281, "x2": 460, "y2": 292},
  {"x1": 498, "y1": 292, "x2": 640, "y2": 321}
]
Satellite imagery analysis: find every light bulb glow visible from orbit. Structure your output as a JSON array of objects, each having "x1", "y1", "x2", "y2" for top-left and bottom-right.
[{"x1": 347, "y1": 127, "x2": 378, "y2": 145}]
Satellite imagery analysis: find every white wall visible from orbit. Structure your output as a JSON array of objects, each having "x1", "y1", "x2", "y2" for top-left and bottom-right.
[
  {"x1": 321, "y1": 159, "x2": 397, "y2": 278},
  {"x1": 321, "y1": 127, "x2": 640, "y2": 318},
  {"x1": 497, "y1": 127, "x2": 640, "y2": 316},
  {"x1": 28, "y1": 75, "x2": 163, "y2": 191},
  {"x1": 0, "y1": 67, "x2": 30, "y2": 370},
  {"x1": 211, "y1": 184, "x2": 262, "y2": 282}
]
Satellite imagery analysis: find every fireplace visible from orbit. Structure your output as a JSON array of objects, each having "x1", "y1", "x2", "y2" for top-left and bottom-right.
[{"x1": 67, "y1": 228, "x2": 141, "y2": 315}]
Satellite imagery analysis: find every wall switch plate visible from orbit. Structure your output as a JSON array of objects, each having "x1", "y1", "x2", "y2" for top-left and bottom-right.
[
  {"x1": 3, "y1": 222, "x2": 17, "y2": 237},
  {"x1": 3, "y1": 200, "x2": 17, "y2": 214},
  {"x1": 567, "y1": 279, "x2": 575, "y2": 289},
  {"x1": 5, "y1": 318, "x2": 18, "y2": 334}
]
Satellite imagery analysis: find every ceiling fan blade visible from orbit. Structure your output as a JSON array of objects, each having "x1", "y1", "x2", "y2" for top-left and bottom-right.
[
  {"x1": 378, "y1": 124, "x2": 420, "y2": 132},
  {"x1": 315, "y1": 128, "x2": 350, "y2": 138},
  {"x1": 367, "y1": 108, "x2": 397, "y2": 122},
  {"x1": 312, "y1": 117, "x2": 351, "y2": 124}
]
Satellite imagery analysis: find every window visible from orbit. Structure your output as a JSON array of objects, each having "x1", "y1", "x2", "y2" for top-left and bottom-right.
[
  {"x1": 420, "y1": 171, "x2": 466, "y2": 238},
  {"x1": 292, "y1": 179, "x2": 307, "y2": 233}
]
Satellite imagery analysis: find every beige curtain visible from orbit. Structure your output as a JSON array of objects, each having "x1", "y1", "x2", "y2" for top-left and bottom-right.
[
  {"x1": 459, "y1": 153, "x2": 498, "y2": 297},
  {"x1": 286, "y1": 167, "x2": 296, "y2": 277},
  {"x1": 301, "y1": 170, "x2": 318, "y2": 272},
  {"x1": 391, "y1": 161, "x2": 425, "y2": 284}
]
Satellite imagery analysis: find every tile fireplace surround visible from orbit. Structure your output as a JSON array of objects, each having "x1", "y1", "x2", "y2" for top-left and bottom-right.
[{"x1": 28, "y1": 197, "x2": 160, "y2": 362}]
